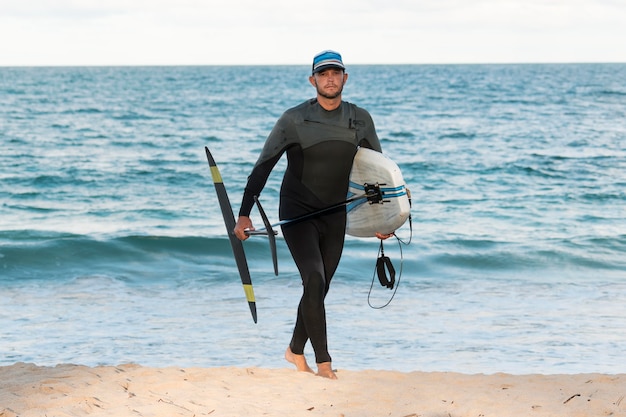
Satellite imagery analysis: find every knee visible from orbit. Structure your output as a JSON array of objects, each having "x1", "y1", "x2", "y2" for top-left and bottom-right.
[{"x1": 302, "y1": 271, "x2": 325, "y2": 307}]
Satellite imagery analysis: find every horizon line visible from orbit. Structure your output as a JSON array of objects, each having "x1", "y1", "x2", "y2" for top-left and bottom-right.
[{"x1": 2, "y1": 61, "x2": 625, "y2": 69}]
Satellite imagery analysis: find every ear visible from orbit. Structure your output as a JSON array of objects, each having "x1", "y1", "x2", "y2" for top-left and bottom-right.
[
  {"x1": 309, "y1": 74, "x2": 317, "y2": 87},
  {"x1": 343, "y1": 72, "x2": 349, "y2": 84}
]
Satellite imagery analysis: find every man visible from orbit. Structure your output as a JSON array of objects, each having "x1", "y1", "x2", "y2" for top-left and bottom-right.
[{"x1": 234, "y1": 50, "x2": 391, "y2": 379}]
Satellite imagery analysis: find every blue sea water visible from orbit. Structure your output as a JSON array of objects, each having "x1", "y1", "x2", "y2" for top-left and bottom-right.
[{"x1": 1, "y1": 64, "x2": 625, "y2": 374}]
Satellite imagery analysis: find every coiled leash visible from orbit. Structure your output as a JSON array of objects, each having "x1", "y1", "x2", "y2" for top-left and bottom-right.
[{"x1": 367, "y1": 214, "x2": 413, "y2": 309}]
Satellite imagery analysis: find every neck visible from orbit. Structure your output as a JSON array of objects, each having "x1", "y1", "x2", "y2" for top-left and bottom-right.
[{"x1": 317, "y1": 95, "x2": 342, "y2": 111}]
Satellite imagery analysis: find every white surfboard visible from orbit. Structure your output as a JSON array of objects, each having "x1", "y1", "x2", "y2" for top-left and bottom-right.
[{"x1": 346, "y1": 147, "x2": 411, "y2": 237}]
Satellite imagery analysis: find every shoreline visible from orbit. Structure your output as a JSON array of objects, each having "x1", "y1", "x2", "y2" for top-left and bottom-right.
[{"x1": 1, "y1": 363, "x2": 624, "y2": 417}]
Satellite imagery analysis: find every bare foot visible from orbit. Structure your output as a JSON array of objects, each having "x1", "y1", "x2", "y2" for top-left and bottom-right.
[
  {"x1": 284, "y1": 347, "x2": 314, "y2": 374},
  {"x1": 316, "y1": 362, "x2": 338, "y2": 379}
]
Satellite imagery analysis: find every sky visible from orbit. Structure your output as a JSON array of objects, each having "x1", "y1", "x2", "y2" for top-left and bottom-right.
[{"x1": 1, "y1": 0, "x2": 625, "y2": 66}]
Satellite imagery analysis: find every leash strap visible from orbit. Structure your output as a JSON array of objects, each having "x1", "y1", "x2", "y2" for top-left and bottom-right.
[{"x1": 376, "y1": 240, "x2": 396, "y2": 289}]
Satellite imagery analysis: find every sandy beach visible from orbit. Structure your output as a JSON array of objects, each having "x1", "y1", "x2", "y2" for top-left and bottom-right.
[{"x1": 1, "y1": 363, "x2": 624, "y2": 417}]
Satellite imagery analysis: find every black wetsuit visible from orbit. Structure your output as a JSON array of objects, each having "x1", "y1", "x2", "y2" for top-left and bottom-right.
[{"x1": 239, "y1": 98, "x2": 381, "y2": 364}]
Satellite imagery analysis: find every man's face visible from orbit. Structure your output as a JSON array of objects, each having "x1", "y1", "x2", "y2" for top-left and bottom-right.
[{"x1": 311, "y1": 68, "x2": 347, "y2": 99}]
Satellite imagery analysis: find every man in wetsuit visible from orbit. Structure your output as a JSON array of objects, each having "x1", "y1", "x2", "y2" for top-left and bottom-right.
[{"x1": 234, "y1": 50, "x2": 391, "y2": 379}]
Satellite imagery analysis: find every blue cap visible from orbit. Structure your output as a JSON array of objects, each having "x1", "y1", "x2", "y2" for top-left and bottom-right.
[{"x1": 312, "y1": 50, "x2": 345, "y2": 74}]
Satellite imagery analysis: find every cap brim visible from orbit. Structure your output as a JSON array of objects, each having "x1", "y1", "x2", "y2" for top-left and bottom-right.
[{"x1": 312, "y1": 64, "x2": 345, "y2": 74}]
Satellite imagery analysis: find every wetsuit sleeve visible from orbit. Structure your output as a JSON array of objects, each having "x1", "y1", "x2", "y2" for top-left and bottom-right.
[
  {"x1": 238, "y1": 155, "x2": 281, "y2": 217},
  {"x1": 355, "y1": 107, "x2": 382, "y2": 152},
  {"x1": 238, "y1": 113, "x2": 294, "y2": 217}
]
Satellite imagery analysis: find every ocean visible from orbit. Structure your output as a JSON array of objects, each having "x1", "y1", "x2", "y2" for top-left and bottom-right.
[{"x1": 1, "y1": 64, "x2": 625, "y2": 374}]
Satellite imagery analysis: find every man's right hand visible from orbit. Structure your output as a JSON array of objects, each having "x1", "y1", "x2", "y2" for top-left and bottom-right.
[{"x1": 234, "y1": 216, "x2": 254, "y2": 241}]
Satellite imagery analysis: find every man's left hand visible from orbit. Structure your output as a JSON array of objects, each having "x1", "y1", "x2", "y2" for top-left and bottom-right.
[{"x1": 375, "y1": 232, "x2": 394, "y2": 240}]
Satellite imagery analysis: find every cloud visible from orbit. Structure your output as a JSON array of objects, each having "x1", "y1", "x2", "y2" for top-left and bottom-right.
[{"x1": 0, "y1": 0, "x2": 624, "y2": 66}]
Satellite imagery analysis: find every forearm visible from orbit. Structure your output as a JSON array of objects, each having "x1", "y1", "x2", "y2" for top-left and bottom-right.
[{"x1": 238, "y1": 155, "x2": 280, "y2": 217}]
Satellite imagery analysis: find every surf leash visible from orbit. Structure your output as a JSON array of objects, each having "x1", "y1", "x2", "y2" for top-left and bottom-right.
[{"x1": 367, "y1": 188, "x2": 413, "y2": 309}]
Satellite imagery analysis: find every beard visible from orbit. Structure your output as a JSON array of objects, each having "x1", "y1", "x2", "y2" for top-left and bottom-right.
[{"x1": 315, "y1": 81, "x2": 344, "y2": 99}]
